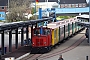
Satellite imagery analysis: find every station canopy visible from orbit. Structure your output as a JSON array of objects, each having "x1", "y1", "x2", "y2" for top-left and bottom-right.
[
  {"x1": 0, "y1": 17, "x2": 53, "y2": 31},
  {"x1": 76, "y1": 14, "x2": 90, "y2": 28},
  {"x1": 76, "y1": 14, "x2": 89, "y2": 20}
]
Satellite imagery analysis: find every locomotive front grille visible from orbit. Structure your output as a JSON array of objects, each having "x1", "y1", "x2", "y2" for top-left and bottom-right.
[
  {"x1": 36, "y1": 39, "x2": 43, "y2": 46},
  {"x1": 36, "y1": 39, "x2": 39, "y2": 46},
  {"x1": 40, "y1": 39, "x2": 43, "y2": 45}
]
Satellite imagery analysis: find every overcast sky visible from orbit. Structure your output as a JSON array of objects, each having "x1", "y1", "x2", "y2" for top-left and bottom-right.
[{"x1": 86, "y1": 0, "x2": 89, "y2": 3}]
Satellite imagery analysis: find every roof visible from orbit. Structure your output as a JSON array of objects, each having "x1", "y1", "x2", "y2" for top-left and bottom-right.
[
  {"x1": 59, "y1": 0, "x2": 87, "y2": 4},
  {"x1": 47, "y1": 22, "x2": 60, "y2": 29},
  {"x1": 0, "y1": 0, "x2": 8, "y2": 6},
  {"x1": 0, "y1": 17, "x2": 53, "y2": 30},
  {"x1": 76, "y1": 14, "x2": 89, "y2": 19}
]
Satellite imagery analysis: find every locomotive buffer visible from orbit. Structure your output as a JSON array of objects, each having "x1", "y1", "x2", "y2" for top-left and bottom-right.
[{"x1": 76, "y1": 14, "x2": 90, "y2": 45}]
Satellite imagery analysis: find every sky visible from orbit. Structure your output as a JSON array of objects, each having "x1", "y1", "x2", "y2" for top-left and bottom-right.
[{"x1": 86, "y1": 0, "x2": 89, "y2": 3}]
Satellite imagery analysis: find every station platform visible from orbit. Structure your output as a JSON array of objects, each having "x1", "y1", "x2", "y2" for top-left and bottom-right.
[
  {"x1": 62, "y1": 38, "x2": 90, "y2": 60},
  {"x1": 43, "y1": 39, "x2": 90, "y2": 60},
  {"x1": 1, "y1": 46, "x2": 31, "y2": 60},
  {"x1": 1, "y1": 29, "x2": 90, "y2": 60}
]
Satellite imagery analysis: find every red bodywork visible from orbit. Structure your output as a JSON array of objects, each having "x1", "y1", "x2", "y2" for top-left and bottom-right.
[{"x1": 32, "y1": 28, "x2": 51, "y2": 47}]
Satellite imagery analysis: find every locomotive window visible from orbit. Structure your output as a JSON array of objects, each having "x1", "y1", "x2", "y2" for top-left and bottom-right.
[
  {"x1": 43, "y1": 29, "x2": 50, "y2": 35},
  {"x1": 34, "y1": 29, "x2": 40, "y2": 35},
  {"x1": 34, "y1": 29, "x2": 50, "y2": 35}
]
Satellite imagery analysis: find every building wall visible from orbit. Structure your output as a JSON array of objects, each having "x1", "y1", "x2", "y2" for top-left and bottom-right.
[
  {"x1": 60, "y1": 3, "x2": 87, "y2": 8},
  {"x1": 0, "y1": 6, "x2": 7, "y2": 12},
  {"x1": 31, "y1": 2, "x2": 58, "y2": 10}
]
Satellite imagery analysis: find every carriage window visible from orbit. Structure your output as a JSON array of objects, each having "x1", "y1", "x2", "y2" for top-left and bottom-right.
[{"x1": 54, "y1": 29, "x2": 57, "y2": 38}]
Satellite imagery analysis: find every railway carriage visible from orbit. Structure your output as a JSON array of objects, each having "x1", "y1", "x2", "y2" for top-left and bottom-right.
[{"x1": 31, "y1": 18, "x2": 84, "y2": 53}]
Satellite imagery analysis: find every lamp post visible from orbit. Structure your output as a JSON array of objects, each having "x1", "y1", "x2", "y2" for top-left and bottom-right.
[
  {"x1": 47, "y1": 0, "x2": 48, "y2": 8},
  {"x1": 8, "y1": 0, "x2": 9, "y2": 21},
  {"x1": 8, "y1": 0, "x2": 9, "y2": 12},
  {"x1": 6, "y1": 0, "x2": 9, "y2": 22},
  {"x1": 34, "y1": 0, "x2": 37, "y2": 19}
]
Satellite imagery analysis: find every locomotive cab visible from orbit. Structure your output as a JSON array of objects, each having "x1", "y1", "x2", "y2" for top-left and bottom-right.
[{"x1": 31, "y1": 27, "x2": 52, "y2": 53}]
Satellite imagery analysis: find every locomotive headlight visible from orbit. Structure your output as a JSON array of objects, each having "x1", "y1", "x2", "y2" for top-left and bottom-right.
[
  {"x1": 44, "y1": 42, "x2": 46, "y2": 44},
  {"x1": 33, "y1": 43, "x2": 34, "y2": 44}
]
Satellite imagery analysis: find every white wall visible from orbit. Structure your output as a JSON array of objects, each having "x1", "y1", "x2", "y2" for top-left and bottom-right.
[{"x1": 31, "y1": 2, "x2": 59, "y2": 10}]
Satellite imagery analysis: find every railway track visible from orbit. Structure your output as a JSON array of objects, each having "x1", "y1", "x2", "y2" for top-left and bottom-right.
[
  {"x1": 20, "y1": 34, "x2": 85, "y2": 60},
  {"x1": 38, "y1": 35, "x2": 85, "y2": 60}
]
